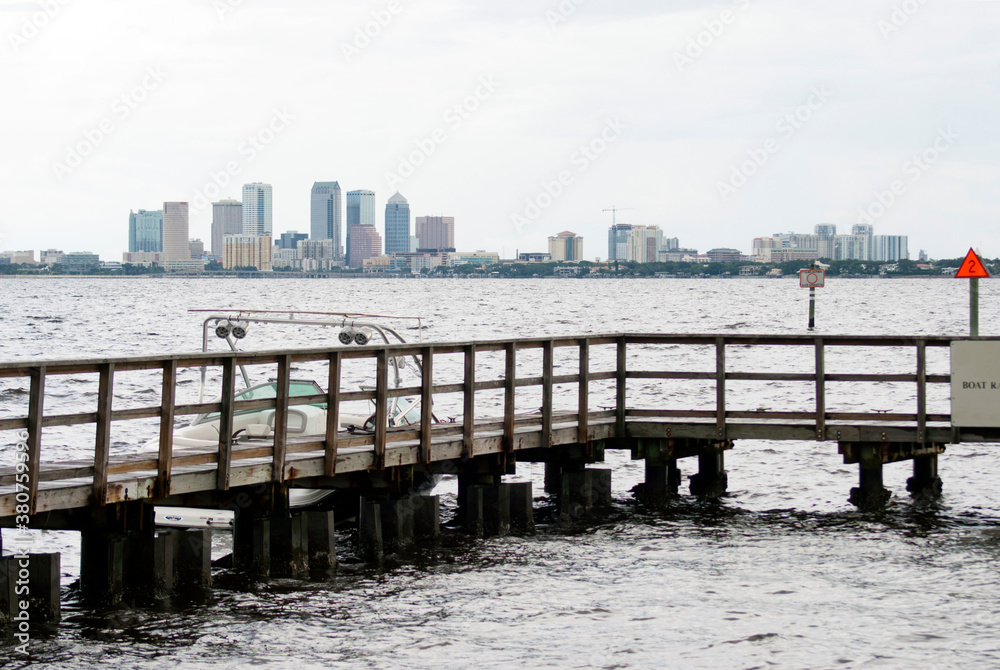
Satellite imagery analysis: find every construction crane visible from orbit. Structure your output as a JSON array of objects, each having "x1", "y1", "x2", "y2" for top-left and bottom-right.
[{"x1": 603, "y1": 206, "x2": 634, "y2": 226}]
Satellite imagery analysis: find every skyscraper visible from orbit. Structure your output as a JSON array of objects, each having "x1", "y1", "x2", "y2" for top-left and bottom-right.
[
  {"x1": 548, "y1": 231, "x2": 583, "y2": 262},
  {"x1": 162, "y1": 202, "x2": 192, "y2": 269},
  {"x1": 345, "y1": 189, "x2": 375, "y2": 266},
  {"x1": 415, "y1": 216, "x2": 455, "y2": 252},
  {"x1": 128, "y1": 209, "x2": 163, "y2": 253},
  {"x1": 242, "y1": 183, "x2": 273, "y2": 236},
  {"x1": 211, "y1": 199, "x2": 242, "y2": 258},
  {"x1": 607, "y1": 224, "x2": 634, "y2": 261},
  {"x1": 349, "y1": 225, "x2": 383, "y2": 269},
  {"x1": 384, "y1": 192, "x2": 410, "y2": 255},
  {"x1": 310, "y1": 182, "x2": 343, "y2": 261}
]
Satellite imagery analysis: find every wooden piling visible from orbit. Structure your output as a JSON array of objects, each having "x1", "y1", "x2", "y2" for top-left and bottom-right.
[
  {"x1": 176, "y1": 529, "x2": 212, "y2": 588},
  {"x1": 507, "y1": 482, "x2": 535, "y2": 533},
  {"x1": 907, "y1": 454, "x2": 943, "y2": 498},
  {"x1": 304, "y1": 510, "x2": 337, "y2": 571},
  {"x1": 359, "y1": 500, "x2": 384, "y2": 563},
  {"x1": 413, "y1": 495, "x2": 441, "y2": 540},
  {"x1": 689, "y1": 453, "x2": 728, "y2": 498}
]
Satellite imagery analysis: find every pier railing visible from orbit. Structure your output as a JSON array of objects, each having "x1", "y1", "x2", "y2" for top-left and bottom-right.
[{"x1": 0, "y1": 333, "x2": 976, "y2": 515}]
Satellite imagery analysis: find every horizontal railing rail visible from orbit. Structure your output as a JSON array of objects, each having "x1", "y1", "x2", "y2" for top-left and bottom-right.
[{"x1": 0, "y1": 332, "x2": 988, "y2": 516}]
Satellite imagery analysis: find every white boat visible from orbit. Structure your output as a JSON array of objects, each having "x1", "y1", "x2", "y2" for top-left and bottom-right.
[{"x1": 141, "y1": 310, "x2": 440, "y2": 528}]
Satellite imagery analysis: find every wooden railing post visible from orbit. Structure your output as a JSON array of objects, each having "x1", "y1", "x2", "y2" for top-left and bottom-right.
[
  {"x1": 815, "y1": 338, "x2": 825, "y2": 441},
  {"x1": 421, "y1": 347, "x2": 434, "y2": 464},
  {"x1": 463, "y1": 344, "x2": 476, "y2": 459},
  {"x1": 217, "y1": 358, "x2": 236, "y2": 490},
  {"x1": 273, "y1": 353, "x2": 291, "y2": 481},
  {"x1": 541, "y1": 339, "x2": 554, "y2": 448},
  {"x1": 93, "y1": 363, "x2": 114, "y2": 506},
  {"x1": 616, "y1": 337, "x2": 627, "y2": 440},
  {"x1": 916, "y1": 340, "x2": 927, "y2": 443},
  {"x1": 26, "y1": 366, "x2": 45, "y2": 515},
  {"x1": 324, "y1": 351, "x2": 341, "y2": 476},
  {"x1": 577, "y1": 338, "x2": 589, "y2": 444},
  {"x1": 157, "y1": 360, "x2": 177, "y2": 497},
  {"x1": 375, "y1": 350, "x2": 388, "y2": 470},
  {"x1": 715, "y1": 337, "x2": 726, "y2": 440},
  {"x1": 503, "y1": 342, "x2": 515, "y2": 453}
]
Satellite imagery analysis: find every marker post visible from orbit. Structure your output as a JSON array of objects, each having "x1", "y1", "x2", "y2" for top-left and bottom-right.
[
  {"x1": 799, "y1": 264, "x2": 825, "y2": 330},
  {"x1": 954, "y1": 248, "x2": 989, "y2": 337}
]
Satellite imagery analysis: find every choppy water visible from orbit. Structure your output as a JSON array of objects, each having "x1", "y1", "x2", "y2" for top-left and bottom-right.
[{"x1": 1, "y1": 276, "x2": 1000, "y2": 669}]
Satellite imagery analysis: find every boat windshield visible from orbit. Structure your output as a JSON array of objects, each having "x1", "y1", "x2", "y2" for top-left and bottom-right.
[{"x1": 194, "y1": 380, "x2": 325, "y2": 424}]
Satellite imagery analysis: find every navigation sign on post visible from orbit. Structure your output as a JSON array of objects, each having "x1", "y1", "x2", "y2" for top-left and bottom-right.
[
  {"x1": 799, "y1": 268, "x2": 825, "y2": 288},
  {"x1": 955, "y1": 248, "x2": 990, "y2": 278},
  {"x1": 951, "y1": 341, "x2": 1000, "y2": 427}
]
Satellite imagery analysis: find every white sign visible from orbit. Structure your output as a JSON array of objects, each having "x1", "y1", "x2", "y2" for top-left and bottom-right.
[
  {"x1": 951, "y1": 341, "x2": 1000, "y2": 427},
  {"x1": 799, "y1": 269, "x2": 825, "y2": 288}
]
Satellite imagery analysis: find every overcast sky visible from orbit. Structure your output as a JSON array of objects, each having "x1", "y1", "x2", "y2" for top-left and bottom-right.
[{"x1": 1, "y1": 0, "x2": 998, "y2": 262}]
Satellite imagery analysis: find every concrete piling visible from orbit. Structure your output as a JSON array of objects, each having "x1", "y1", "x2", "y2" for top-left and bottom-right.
[
  {"x1": 359, "y1": 500, "x2": 384, "y2": 563},
  {"x1": 907, "y1": 454, "x2": 943, "y2": 499},
  {"x1": 689, "y1": 453, "x2": 728, "y2": 498},
  {"x1": 304, "y1": 510, "x2": 337, "y2": 571}
]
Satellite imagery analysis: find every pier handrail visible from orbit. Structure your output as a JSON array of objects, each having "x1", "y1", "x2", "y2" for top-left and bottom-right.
[{"x1": 0, "y1": 332, "x2": 990, "y2": 517}]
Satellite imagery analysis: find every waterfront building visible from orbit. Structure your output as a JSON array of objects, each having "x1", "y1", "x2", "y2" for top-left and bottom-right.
[
  {"x1": 348, "y1": 224, "x2": 382, "y2": 269},
  {"x1": 162, "y1": 202, "x2": 202, "y2": 270},
  {"x1": 607, "y1": 224, "x2": 634, "y2": 261},
  {"x1": 128, "y1": 209, "x2": 163, "y2": 253},
  {"x1": 62, "y1": 252, "x2": 100, "y2": 272},
  {"x1": 0, "y1": 250, "x2": 37, "y2": 265},
  {"x1": 279, "y1": 231, "x2": 308, "y2": 251},
  {"x1": 706, "y1": 248, "x2": 746, "y2": 263},
  {"x1": 40, "y1": 249, "x2": 63, "y2": 266},
  {"x1": 871, "y1": 235, "x2": 908, "y2": 262},
  {"x1": 189, "y1": 239, "x2": 205, "y2": 259},
  {"x1": 518, "y1": 252, "x2": 552, "y2": 262},
  {"x1": 122, "y1": 251, "x2": 163, "y2": 267},
  {"x1": 448, "y1": 251, "x2": 500, "y2": 267},
  {"x1": 242, "y1": 183, "x2": 273, "y2": 237},
  {"x1": 211, "y1": 199, "x2": 242, "y2": 258},
  {"x1": 223, "y1": 234, "x2": 273, "y2": 271},
  {"x1": 297, "y1": 238, "x2": 336, "y2": 261},
  {"x1": 415, "y1": 215, "x2": 456, "y2": 252},
  {"x1": 346, "y1": 189, "x2": 375, "y2": 265},
  {"x1": 384, "y1": 192, "x2": 411, "y2": 255},
  {"x1": 310, "y1": 182, "x2": 343, "y2": 261},
  {"x1": 548, "y1": 231, "x2": 584, "y2": 262},
  {"x1": 658, "y1": 248, "x2": 699, "y2": 262}
]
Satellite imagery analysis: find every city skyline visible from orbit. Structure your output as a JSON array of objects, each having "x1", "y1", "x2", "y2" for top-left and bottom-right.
[{"x1": 3, "y1": 3, "x2": 996, "y2": 263}]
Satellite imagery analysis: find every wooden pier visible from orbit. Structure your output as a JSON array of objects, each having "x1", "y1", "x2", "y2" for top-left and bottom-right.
[{"x1": 0, "y1": 333, "x2": 997, "y2": 617}]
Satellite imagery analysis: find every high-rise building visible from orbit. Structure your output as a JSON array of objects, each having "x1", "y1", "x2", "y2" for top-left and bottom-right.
[
  {"x1": 223, "y1": 234, "x2": 273, "y2": 271},
  {"x1": 279, "y1": 231, "x2": 308, "y2": 250},
  {"x1": 242, "y1": 183, "x2": 273, "y2": 237},
  {"x1": 311, "y1": 182, "x2": 343, "y2": 261},
  {"x1": 189, "y1": 239, "x2": 205, "y2": 259},
  {"x1": 415, "y1": 216, "x2": 455, "y2": 252},
  {"x1": 851, "y1": 223, "x2": 874, "y2": 237},
  {"x1": 162, "y1": 202, "x2": 189, "y2": 261},
  {"x1": 548, "y1": 231, "x2": 584, "y2": 262},
  {"x1": 384, "y1": 192, "x2": 411, "y2": 255},
  {"x1": 348, "y1": 224, "x2": 382, "y2": 269},
  {"x1": 211, "y1": 199, "x2": 242, "y2": 258},
  {"x1": 128, "y1": 209, "x2": 163, "y2": 253},
  {"x1": 607, "y1": 224, "x2": 634, "y2": 261},
  {"x1": 346, "y1": 189, "x2": 375, "y2": 265}
]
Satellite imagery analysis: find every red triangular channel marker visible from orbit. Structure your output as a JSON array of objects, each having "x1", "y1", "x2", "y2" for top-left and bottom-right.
[{"x1": 955, "y1": 248, "x2": 990, "y2": 278}]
